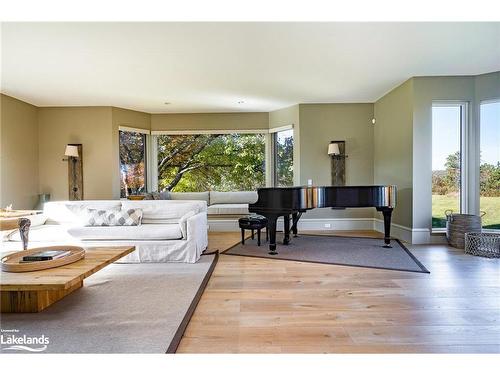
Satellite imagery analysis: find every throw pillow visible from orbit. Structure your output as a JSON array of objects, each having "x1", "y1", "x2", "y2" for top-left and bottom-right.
[{"x1": 82, "y1": 208, "x2": 143, "y2": 226}]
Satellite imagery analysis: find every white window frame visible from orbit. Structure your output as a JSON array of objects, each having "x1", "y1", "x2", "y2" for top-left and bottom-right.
[
  {"x1": 431, "y1": 101, "x2": 469, "y2": 231},
  {"x1": 269, "y1": 125, "x2": 294, "y2": 187},
  {"x1": 118, "y1": 126, "x2": 151, "y2": 196},
  {"x1": 150, "y1": 129, "x2": 271, "y2": 191},
  {"x1": 478, "y1": 98, "x2": 500, "y2": 232}
]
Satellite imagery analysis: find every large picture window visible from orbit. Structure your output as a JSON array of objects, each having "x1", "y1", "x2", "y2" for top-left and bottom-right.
[
  {"x1": 156, "y1": 133, "x2": 265, "y2": 192},
  {"x1": 273, "y1": 128, "x2": 294, "y2": 187},
  {"x1": 431, "y1": 103, "x2": 466, "y2": 229},
  {"x1": 480, "y1": 100, "x2": 500, "y2": 230},
  {"x1": 119, "y1": 130, "x2": 147, "y2": 198}
]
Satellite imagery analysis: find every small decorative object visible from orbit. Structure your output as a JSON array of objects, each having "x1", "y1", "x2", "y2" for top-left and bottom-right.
[
  {"x1": 35, "y1": 193, "x2": 51, "y2": 210},
  {"x1": 445, "y1": 210, "x2": 483, "y2": 249},
  {"x1": 63, "y1": 144, "x2": 83, "y2": 201},
  {"x1": 1, "y1": 246, "x2": 85, "y2": 273},
  {"x1": 127, "y1": 195, "x2": 146, "y2": 200},
  {"x1": 18, "y1": 218, "x2": 31, "y2": 250},
  {"x1": 465, "y1": 232, "x2": 500, "y2": 258},
  {"x1": 328, "y1": 140, "x2": 347, "y2": 186}
]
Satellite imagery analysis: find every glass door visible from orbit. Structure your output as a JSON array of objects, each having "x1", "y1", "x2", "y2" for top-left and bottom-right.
[
  {"x1": 479, "y1": 100, "x2": 500, "y2": 230},
  {"x1": 431, "y1": 103, "x2": 466, "y2": 230}
]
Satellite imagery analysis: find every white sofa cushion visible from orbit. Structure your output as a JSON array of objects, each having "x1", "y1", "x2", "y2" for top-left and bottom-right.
[
  {"x1": 209, "y1": 191, "x2": 258, "y2": 205},
  {"x1": 44, "y1": 201, "x2": 122, "y2": 225},
  {"x1": 168, "y1": 191, "x2": 210, "y2": 204},
  {"x1": 207, "y1": 203, "x2": 249, "y2": 215},
  {"x1": 6, "y1": 224, "x2": 74, "y2": 242},
  {"x1": 121, "y1": 200, "x2": 207, "y2": 224},
  {"x1": 67, "y1": 224, "x2": 182, "y2": 241}
]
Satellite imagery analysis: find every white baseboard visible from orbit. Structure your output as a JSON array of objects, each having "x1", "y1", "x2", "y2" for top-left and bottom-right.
[
  {"x1": 209, "y1": 217, "x2": 435, "y2": 245},
  {"x1": 373, "y1": 219, "x2": 430, "y2": 244},
  {"x1": 297, "y1": 218, "x2": 374, "y2": 231}
]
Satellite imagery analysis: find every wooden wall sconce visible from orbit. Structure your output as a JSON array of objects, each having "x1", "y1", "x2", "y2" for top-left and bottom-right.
[
  {"x1": 328, "y1": 140, "x2": 347, "y2": 186},
  {"x1": 63, "y1": 144, "x2": 83, "y2": 200}
]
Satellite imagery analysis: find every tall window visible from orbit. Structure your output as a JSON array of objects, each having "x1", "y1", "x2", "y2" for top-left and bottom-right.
[
  {"x1": 156, "y1": 133, "x2": 265, "y2": 192},
  {"x1": 431, "y1": 104, "x2": 466, "y2": 229},
  {"x1": 119, "y1": 130, "x2": 147, "y2": 198},
  {"x1": 480, "y1": 100, "x2": 500, "y2": 230},
  {"x1": 273, "y1": 128, "x2": 294, "y2": 186}
]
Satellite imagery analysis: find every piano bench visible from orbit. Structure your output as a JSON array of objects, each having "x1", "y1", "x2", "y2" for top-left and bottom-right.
[{"x1": 238, "y1": 216, "x2": 268, "y2": 246}]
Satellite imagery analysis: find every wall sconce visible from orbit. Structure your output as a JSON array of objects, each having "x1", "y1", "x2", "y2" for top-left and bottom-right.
[
  {"x1": 63, "y1": 144, "x2": 83, "y2": 200},
  {"x1": 328, "y1": 140, "x2": 347, "y2": 186}
]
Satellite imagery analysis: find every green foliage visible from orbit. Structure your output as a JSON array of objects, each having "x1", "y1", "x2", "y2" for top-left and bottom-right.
[
  {"x1": 275, "y1": 133, "x2": 294, "y2": 187},
  {"x1": 157, "y1": 134, "x2": 266, "y2": 192},
  {"x1": 432, "y1": 151, "x2": 500, "y2": 197}
]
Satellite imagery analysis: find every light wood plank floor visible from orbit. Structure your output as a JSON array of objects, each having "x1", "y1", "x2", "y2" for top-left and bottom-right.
[{"x1": 177, "y1": 231, "x2": 500, "y2": 353}]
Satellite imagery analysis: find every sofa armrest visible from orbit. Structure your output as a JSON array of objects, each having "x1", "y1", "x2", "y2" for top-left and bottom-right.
[
  {"x1": 178, "y1": 210, "x2": 196, "y2": 239},
  {"x1": 185, "y1": 211, "x2": 208, "y2": 257}
]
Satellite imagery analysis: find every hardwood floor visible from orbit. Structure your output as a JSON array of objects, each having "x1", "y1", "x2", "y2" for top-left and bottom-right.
[{"x1": 177, "y1": 231, "x2": 500, "y2": 353}]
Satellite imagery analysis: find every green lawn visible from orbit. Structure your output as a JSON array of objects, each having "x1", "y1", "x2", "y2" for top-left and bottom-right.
[{"x1": 432, "y1": 195, "x2": 500, "y2": 229}]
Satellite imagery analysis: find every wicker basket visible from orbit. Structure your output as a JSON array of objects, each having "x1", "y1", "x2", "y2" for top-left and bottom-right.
[
  {"x1": 465, "y1": 232, "x2": 500, "y2": 258},
  {"x1": 445, "y1": 210, "x2": 483, "y2": 249}
]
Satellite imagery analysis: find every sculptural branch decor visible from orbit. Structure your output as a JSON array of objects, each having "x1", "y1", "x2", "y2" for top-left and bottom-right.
[
  {"x1": 328, "y1": 140, "x2": 347, "y2": 186},
  {"x1": 18, "y1": 217, "x2": 31, "y2": 250},
  {"x1": 63, "y1": 144, "x2": 84, "y2": 200}
]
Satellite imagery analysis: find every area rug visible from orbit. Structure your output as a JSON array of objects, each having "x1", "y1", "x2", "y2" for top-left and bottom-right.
[
  {"x1": 0, "y1": 253, "x2": 218, "y2": 353},
  {"x1": 224, "y1": 234, "x2": 429, "y2": 273}
]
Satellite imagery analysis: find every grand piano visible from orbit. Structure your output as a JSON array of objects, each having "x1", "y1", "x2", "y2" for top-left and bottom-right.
[{"x1": 249, "y1": 185, "x2": 397, "y2": 254}]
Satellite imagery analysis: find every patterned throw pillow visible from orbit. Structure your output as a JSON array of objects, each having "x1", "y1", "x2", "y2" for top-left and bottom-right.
[{"x1": 83, "y1": 208, "x2": 143, "y2": 226}]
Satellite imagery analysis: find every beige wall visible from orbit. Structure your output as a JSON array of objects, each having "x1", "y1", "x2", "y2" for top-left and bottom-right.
[
  {"x1": 374, "y1": 79, "x2": 414, "y2": 228},
  {"x1": 0, "y1": 94, "x2": 39, "y2": 209},
  {"x1": 299, "y1": 103, "x2": 375, "y2": 219},
  {"x1": 374, "y1": 72, "x2": 499, "y2": 232},
  {"x1": 269, "y1": 105, "x2": 299, "y2": 129},
  {"x1": 38, "y1": 107, "x2": 115, "y2": 201},
  {"x1": 3, "y1": 71, "x2": 498, "y2": 234},
  {"x1": 151, "y1": 112, "x2": 268, "y2": 132}
]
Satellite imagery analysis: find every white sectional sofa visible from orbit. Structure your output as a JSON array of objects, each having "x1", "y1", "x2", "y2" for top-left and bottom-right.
[{"x1": 3, "y1": 200, "x2": 208, "y2": 263}]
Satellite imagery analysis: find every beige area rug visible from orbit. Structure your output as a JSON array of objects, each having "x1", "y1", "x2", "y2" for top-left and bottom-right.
[{"x1": 0, "y1": 253, "x2": 217, "y2": 353}]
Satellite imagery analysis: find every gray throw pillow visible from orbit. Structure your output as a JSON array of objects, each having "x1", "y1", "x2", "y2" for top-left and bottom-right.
[{"x1": 83, "y1": 208, "x2": 143, "y2": 226}]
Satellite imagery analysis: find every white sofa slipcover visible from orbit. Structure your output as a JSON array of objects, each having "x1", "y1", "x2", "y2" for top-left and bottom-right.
[{"x1": 3, "y1": 200, "x2": 208, "y2": 263}]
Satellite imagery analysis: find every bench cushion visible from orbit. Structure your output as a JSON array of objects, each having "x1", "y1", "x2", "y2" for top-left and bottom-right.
[
  {"x1": 209, "y1": 191, "x2": 258, "y2": 205},
  {"x1": 207, "y1": 204, "x2": 249, "y2": 215},
  {"x1": 168, "y1": 191, "x2": 210, "y2": 204}
]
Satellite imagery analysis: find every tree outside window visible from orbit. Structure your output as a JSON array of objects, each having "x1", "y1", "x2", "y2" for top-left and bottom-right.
[
  {"x1": 119, "y1": 130, "x2": 147, "y2": 197},
  {"x1": 157, "y1": 133, "x2": 265, "y2": 192}
]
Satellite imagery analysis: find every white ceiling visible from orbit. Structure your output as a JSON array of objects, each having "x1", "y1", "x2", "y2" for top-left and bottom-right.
[{"x1": 2, "y1": 22, "x2": 499, "y2": 113}]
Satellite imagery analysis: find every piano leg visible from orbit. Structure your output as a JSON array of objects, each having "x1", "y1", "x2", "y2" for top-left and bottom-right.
[
  {"x1": 267, "y1": 215, "x2": 278, "y2": 255},
  {"x1": 291, "y1": 212, "x2": 302, "y2": 237},
  {"x1": 283, "y1": 214, "x2": 290, "y2": 245},
  {"x1": 379, "y1": 208, "x2": 393, "y2": 248}
]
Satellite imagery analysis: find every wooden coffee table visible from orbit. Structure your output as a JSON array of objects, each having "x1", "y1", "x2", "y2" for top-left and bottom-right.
[{"x1": 0, "y1": 246, "x2": 134, "y2": 313}]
